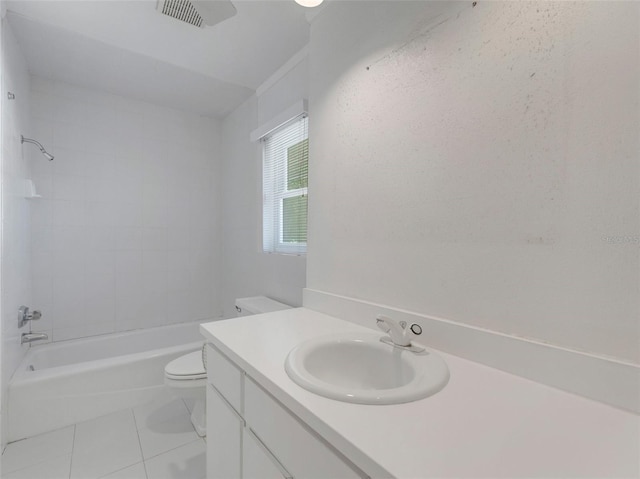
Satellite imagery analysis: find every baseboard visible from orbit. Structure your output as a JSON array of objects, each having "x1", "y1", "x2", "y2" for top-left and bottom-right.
[{"x1": 303, "y1": 288, "x2": 640, "y2": 414}]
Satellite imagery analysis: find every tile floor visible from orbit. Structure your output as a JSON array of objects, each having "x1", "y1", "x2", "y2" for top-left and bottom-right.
[{"x1": 1, "y1": 392, "x2": 205, "y2": 479}]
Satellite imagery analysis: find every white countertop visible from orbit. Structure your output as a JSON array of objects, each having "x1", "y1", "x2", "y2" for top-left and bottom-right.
[{"x1": 201, "y1": 308, "x2": 639, "y2": 478}]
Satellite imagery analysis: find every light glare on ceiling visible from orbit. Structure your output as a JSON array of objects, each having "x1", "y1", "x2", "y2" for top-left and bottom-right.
[{"x1": 295, "y1": 0, "x2": 323, "y2": 7}]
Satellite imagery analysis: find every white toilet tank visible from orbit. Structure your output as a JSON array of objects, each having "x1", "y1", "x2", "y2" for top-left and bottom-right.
[{"x1": 235, "y1": 296, "x2": 291, "y2": 317}]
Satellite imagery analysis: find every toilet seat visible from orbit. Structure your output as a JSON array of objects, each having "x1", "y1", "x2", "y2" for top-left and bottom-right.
[{"x1": 165, "y1": 350, "x2": 206, "y2": 380}]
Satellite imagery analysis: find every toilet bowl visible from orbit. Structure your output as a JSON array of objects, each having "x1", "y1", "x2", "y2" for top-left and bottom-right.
[
  {"x1": 164, "y1": 349, "x2": 207, "y2": 436},
  {"x1": 164, "y1": 296, "x2": 292, "y2": 437}
]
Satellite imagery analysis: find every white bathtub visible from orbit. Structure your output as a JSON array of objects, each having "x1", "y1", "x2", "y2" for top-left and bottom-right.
[{"x1": 7, "y1": 322, "x2": 205, "y2": 442}]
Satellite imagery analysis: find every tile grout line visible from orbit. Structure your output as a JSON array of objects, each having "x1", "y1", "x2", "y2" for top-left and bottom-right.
[
  {"x1": 1, "y1": 426, "x2": 75, "y2": 476},
  {"x1": 68, "y1": 424, "x2": 76, "y2": 479},
  {"x1": 143, "y1": 437, "x2": 203, "y2": 463},
  {"x1": 131, "y1": 407, "x2": 150, "y2": 479},
  {"x1": 95, "y1": 461, "x2": 145, "y2": 479}
]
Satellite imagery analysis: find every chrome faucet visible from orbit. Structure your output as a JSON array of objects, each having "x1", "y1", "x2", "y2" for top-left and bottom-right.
[
  {"x1": 18, "y1": 305, "x2": 42, "y2": 328},
  {"x1": 21, "y1": 332, "x2": 48, "y2": 344},
  {"x1": 376, "y1": 315, "x2": 423, "y2": 350}
]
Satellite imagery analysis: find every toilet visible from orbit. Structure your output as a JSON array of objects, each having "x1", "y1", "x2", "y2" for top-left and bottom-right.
[{"x1": 164, "y1": 296, "x2": 292, "y2": 437}]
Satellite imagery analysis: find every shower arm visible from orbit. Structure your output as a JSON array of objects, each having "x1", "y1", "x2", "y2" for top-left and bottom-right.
[{"x1": 21, "y1": 135, "x2": 54, "y2": 161}]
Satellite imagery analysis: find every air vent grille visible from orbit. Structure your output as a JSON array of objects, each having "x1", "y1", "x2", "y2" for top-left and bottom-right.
[{"x1": 158, "y1": 0, "x2": 204, "y2": 28}]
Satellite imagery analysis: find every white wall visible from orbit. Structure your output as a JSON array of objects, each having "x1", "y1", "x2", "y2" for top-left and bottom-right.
[
  {"x1": 1, "y1": 18, "x2": 32, "y2": 446},
  {"x1": 307, "y1": 1, "x2": 639, "y2": 363},
  {"x1": 220, "y1": 55, "x2": 308, "y2": 317},
  {"x1": 28, "y1": 77, "x2": 223, "y2": 342}
]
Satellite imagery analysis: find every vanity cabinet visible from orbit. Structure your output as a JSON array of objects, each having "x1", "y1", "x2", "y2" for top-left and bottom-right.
[
  {"x1": 205, "y1": 344, "x2": 365, "y2": 479},
  {"x1": 206, "y1": 384, "x2": 242, "y2": 479}
]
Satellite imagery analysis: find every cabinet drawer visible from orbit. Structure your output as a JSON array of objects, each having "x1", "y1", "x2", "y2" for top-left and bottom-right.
[
  {"x1": 244, "y1": 378, "x2": 364, "y2": 479},
  {"x1": 206, "y1": 384, "x2": 242, "y2": 479},
  {"x1": 206, "y1": 344, "x2": 243, "y2": 413},
  {"x1": 243, "y1": 428, "x2": 291, "y2": 479}
]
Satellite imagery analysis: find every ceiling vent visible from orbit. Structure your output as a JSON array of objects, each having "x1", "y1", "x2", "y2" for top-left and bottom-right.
[{"x1": 157, "y1": 0, "x2": 237, "y2": 28}]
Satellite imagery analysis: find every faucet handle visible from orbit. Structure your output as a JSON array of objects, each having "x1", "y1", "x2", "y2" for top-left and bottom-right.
[
  {"x1": 18, "y1": 306, "x2": 42, "y2": 328},
  {"x1": 376, "y1": 315, "x2": 393, "y2": 333},
  {"x1": 403, "y1": 323, "x2": 423, "y2": 346},
  {"x1": 376, "y1": 315, "x2": 413, "y2": 347},
  {"x1": 376, "y1": 315, "x2": 425, "y2": 352}
]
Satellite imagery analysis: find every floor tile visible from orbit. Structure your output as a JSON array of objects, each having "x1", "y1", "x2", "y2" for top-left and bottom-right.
[
  {"x1": 138, "y1": 412, "x2": 199, "y2": 460},
  {"x1": 100, "y1": 461, "x2": 148, "y2": 479},
  {"x1": 71, "y1": 409, "x2": 143, "y2": 479},
  {"x1": 143, "y1": 439, "x2": 205, "y2": 479},
  {"x1": 133, "y1": 393, "x2": 189, "y2": 431},
  {"x1": 3, "y1": 453, "x2": 72, "y2": 479},
  {"x1": 2, "y1": 425, "x2": 74, "y2": 474}
]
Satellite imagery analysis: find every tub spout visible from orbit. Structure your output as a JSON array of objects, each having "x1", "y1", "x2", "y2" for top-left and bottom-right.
[{"x1": 21, "y1": 332, "x2": 48, "y2": 344}]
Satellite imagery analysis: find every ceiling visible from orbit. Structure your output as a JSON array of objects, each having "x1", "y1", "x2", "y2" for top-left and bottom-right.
[{"x1": 5, "y1": 1, "x2": 311, "y2": 118}]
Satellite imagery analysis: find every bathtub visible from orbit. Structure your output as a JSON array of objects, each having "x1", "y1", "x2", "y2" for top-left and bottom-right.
[{"x1": 7, "y1": 322, "x2": 206, "y2": 442}]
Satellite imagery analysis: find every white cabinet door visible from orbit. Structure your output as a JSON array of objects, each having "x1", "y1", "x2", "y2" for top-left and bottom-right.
[
  {"x1": 243, "y1": 428, "x2": 291, "y2": 479},
  {"x1": 206, "y1": 384, "x2": 243, "y2": 479}
]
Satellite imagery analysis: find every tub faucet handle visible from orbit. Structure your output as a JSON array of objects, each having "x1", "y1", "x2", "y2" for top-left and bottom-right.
[{"x1": 18, "y1": 306, "x2": 42, "y2": 328}]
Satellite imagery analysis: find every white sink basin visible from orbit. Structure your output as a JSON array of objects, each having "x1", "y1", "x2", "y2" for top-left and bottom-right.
[{"x1": 285, "y1": 332, "x2": 449, "y2": 405}]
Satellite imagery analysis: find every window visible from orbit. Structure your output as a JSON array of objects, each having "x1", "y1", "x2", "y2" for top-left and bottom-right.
[{"x1": 262, "y1": 115, "x2": 309, "y2": 254}]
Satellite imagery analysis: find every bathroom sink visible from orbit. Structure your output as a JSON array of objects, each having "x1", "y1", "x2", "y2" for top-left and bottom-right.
[{"x1": 284, "y1": 332, "x2": 449, "y2": 405}]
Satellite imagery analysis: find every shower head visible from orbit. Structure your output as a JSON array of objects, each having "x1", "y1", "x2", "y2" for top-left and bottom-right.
[{"x1": 21, "y1": 135, "x2": 54, "y2": 161}]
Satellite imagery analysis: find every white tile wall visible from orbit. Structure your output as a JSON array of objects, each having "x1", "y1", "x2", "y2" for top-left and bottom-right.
[
  {"x1": 29, "y1": 77, "x2": 223, "y2": 342},
  {"x1": 1, "y1": 19, "x2": 33, "y2": 447}
]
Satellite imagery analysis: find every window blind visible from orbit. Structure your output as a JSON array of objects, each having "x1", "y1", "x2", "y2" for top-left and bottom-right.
[{"x1": 263, "y1": 115, "x2": 309, "y2": 254}]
